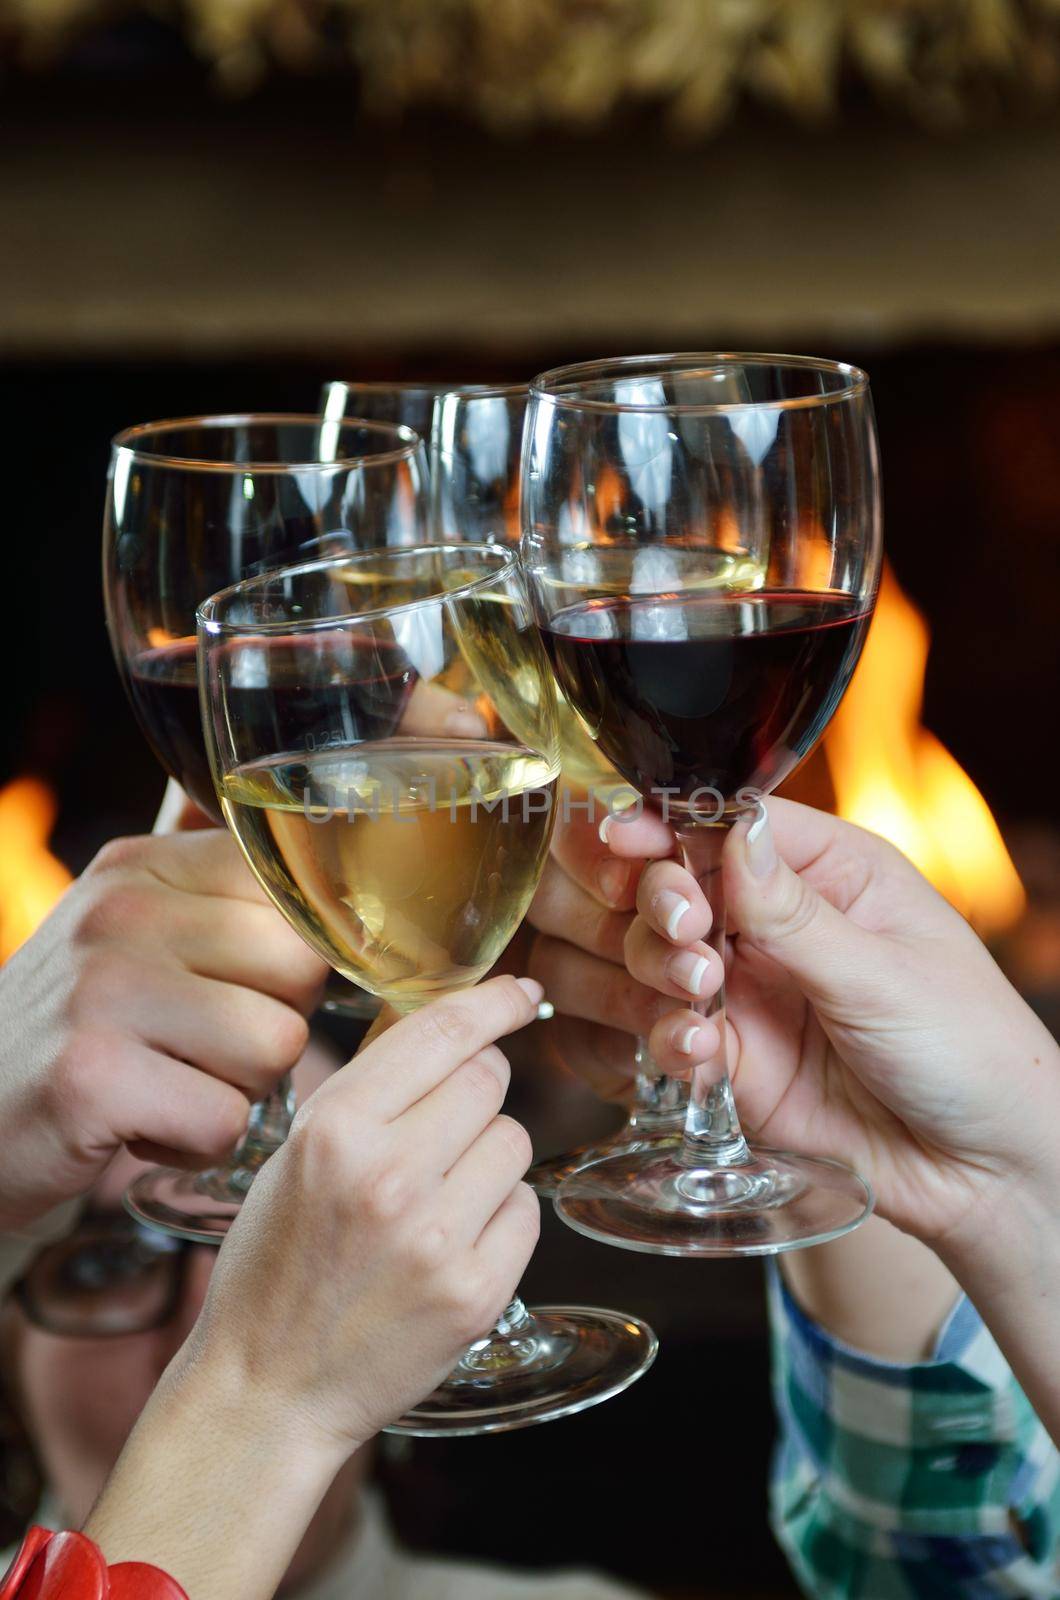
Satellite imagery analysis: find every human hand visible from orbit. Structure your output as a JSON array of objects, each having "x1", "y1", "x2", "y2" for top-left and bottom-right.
[
  {"x1": 182, "y1": 973, "x2": 542, "y2": 1453},
  {"x1": 0, "y1": 829, "x2": 328, "y2": 1230},
  {"x1": 522, "y1": 806, "x2": 670, "y2": 1104},
  {"x1": 83, "y1": 980, "x2": 541, "y2": 1597},
  {"x1": 611, "y1": 796, "x2": 1060, "y2": 1249}
]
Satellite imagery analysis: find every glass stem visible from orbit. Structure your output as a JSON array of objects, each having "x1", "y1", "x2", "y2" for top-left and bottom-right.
[
  {"x1": 631, "y1": 1040, "x2": 688, "y2": 1131},
  {"x1": 225, "y1": 1075, "x2": 296, "y2": 1190},
  {"x1": 674, "y1": 819, "x2": 750, "y2": 1172},
  {"x1": 459, "y1": 1295, "x2": 539, "y2": 1376}
]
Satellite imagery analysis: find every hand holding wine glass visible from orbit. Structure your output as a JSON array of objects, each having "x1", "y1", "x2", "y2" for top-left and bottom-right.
[
  {"x1": 611, "y1": 794, "x2": 1060, "y2": 1445},
  {"x1": 609, "y1": 796, "x2": 1060, "y2": 1250},
  {"x1": 83, "y1": 975, "x2": 544, "y2": 1600},
  {"x1": 0, "y1": 829, "x2": 325, "y2": 1234},
  {"x1": 198, "y1": 542, "x2": 656, "y2": 1433}
]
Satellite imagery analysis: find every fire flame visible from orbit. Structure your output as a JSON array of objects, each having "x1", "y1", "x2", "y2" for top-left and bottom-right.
[
  {"x1": 825, "y1": 566, "x2": 1024, "y2": 939},
  {"x1": 0, "y1": 777, "x2": 73, "y2": 962}
]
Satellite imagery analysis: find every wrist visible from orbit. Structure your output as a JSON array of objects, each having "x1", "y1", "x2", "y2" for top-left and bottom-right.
[
  {"x1": 165, "y1": 1336, "x2": 356, "y2": 1479},
  {"x1": 932, "y1": 1148, "x2": 1060, "y2": 1310},
  {"x1": 85, "y1": 1342, "x2": 350, "y2": 1600},
  {"x1": 913, "y1": 1019, "x2": 1060, "y2": 1269}
]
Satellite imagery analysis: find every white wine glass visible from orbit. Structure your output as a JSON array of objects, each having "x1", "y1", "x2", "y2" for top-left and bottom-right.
[
  {"x1": 316, "y1": 379, "x2": 452, "y2": 1020},
  {"x1": 197, "y1": 543, "x2": 658, "y2": 1432},
  {"x1": 433, "y1": 382, "x2": 705, "y2": 1191}
]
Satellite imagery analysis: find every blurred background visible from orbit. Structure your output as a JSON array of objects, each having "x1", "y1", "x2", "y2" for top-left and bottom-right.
[{"x1": 2, "y1": 3, "x2": 1059, "y2": 1595}]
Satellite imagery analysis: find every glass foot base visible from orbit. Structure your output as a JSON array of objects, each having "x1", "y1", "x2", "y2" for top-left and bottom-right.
[
  {"x1": 384, "y1": 1306, "x2": 657, "y2": 1437},
  {"x1": 124, "y1": 1164, "x2": 262, "y2": 1245},
  {"x1": 528, "y1": 1122, "x2": 679, "y2": 1197},
  {"x1": 555, "y1": 1142, "x2": 873, "y2": 1257}
]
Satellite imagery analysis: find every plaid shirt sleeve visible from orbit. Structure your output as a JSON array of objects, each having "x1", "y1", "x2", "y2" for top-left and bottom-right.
[{"x1": 767, "y1": 1261, "x2": 1060, "y2": 1598}]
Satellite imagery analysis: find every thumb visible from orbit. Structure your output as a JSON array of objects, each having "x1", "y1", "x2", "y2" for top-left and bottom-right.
[{"x1": 724, "y1": 802, "x2": 877, "y2": 1015}]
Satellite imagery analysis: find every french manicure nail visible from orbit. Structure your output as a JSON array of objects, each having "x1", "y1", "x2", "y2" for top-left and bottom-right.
[
  {"x1": 653, "y1": 889, "x2": 691, "y2": 941},
  {"x1": 596, "y1": 859, "x2": 631, "y2": 906},
  {"x1": 674, "y1": 1023, "x2": 708, "y2": 1056},
  {"x1": 515, "y1": 977, "x2": 545, "y2": 1005},
  {"x1": 745, "y1": 801, "x2": 777, "y2": 879},
  {"x1": 667, "y1": 950, "x2": 709, "y2": 997}
]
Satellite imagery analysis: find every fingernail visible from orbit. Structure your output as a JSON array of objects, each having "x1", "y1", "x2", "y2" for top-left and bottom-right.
[
  {"x1": 515, "y1": 977, "x2": 545, "y2": 1005},
  {"x1": 598, "y1": 813, "x2": 613, "y2": 845},
  {"x1": 744, "y1": 801, "x2": 777, "y2": 879},
  {"x1": 596, "y1": 858, "x2": 631, "y2": 906},
  {"x1": 653, "y1": 889, "x2": 691, "y2": 941},
  {"x1": 667, "y1": 950, "x2": 710, "y2": 997},
  {"x1": 674, "y1": 1023, "x2": 709, "y2": 1056}
]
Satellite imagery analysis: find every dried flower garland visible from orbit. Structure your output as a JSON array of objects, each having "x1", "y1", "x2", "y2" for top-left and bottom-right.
[{"x1": 4, "y1": 0, "x2": 1060, "y2": 130}]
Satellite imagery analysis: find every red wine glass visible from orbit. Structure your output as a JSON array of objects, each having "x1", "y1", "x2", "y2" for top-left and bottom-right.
[
  {"x1": 522, "y1": 354, "x2": 882, "y2": 1256},
  {"x1": 103, "y1": 413, "x2": 429, "y2": 1242}
]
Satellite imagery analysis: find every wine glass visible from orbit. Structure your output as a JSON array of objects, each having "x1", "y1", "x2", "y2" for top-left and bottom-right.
[
  {"x1": 316, "y1": 382, "x2": 450, "y2": 1017},
  {"x1": 104, "y1": 414, "x2": 429, "y2": 1242},
  {"x1": 197, "y1": 543, "x2": 658, "y2": 1433},
  {"x1": 433, "y1": 383, "x2": 718, "y2": 1192},
  {"x1": 321, "y1": 380, "x2": 451, "y2": 451},
  {"x1": 522, "y1": 353, "x2": 882, "y2": 1256},
  {"x1": 314, "y1": 382, "x2": 457, "y2": 1023}
]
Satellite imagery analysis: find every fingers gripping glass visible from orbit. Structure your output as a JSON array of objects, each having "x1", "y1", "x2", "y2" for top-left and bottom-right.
[
  {"x1": 522, "y1": 353, "x2": 882, "y2": 1257},
  {"x1": 103, "y1": 414, "x2": 430, "y2": 1243},
  {"x1": 197, "y1": 544, "x2": 657, "y2": 1434}
]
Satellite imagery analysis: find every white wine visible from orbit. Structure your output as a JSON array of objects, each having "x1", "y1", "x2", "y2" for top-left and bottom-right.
[
  {"x1": 437, "y1": 580, "x2": 628, "y2": 803},
  {"x1": 222, "y1": 738, "x2": 559, "y2": 1010}
]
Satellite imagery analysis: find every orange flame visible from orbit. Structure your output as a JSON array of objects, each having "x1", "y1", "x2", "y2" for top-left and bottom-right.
[
  {"x1": 0, "y1": 778, "x2": 73, "y2": 962},
  {"x1": 825, "y1": 566, "x2": 1024, "y2": 939},
  {"x1": 594, "y1": 465, "x2": 624, "y2": 533}
]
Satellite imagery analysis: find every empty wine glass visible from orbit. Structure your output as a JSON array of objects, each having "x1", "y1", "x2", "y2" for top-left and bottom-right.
[
  {"x1": 522, "y1": 353, "x2": 882, "y2": 1256},
  {"x1": 198, "y1": 543, "x2": 657, "y2": 1432},
  {"x1": 104, "y1": 414, "x2": 429, "y2": 1241}
]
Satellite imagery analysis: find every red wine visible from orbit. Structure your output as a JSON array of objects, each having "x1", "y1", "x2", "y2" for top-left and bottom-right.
[
  {"x1": 128, "y1": 638, "x2": 418, "y2": 824},
  {"x1": 127, "y1": 642, "x2": 218, "y2": 821},
  {"x1": 543, "y1": 590, "x2": 871, "y2": 809}
]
